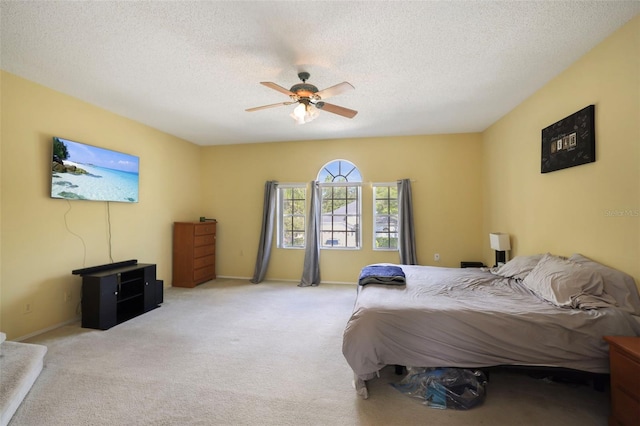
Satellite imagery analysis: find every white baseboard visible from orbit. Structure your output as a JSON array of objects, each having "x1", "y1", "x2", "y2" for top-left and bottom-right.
[
  {"x1": 216, "y1": 275, "x2": 253, "y2": 280},
  {"x1": 318, "y1": 281, "x2": 356, "y2": 285},
  {"x1": 14, "y1": 317, "x2": 80, "y2": 342}
]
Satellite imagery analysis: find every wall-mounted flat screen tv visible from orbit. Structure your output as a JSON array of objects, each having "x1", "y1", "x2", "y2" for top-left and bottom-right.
[{"x1": 51, "y1": 136, "x2": 139, "y2": 203}]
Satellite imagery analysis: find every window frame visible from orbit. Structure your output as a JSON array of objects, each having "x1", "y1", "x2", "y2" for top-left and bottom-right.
[
  {"x1": 372, "y1": 182, "x2": 399, "y2": 251},
  {"x1": 319, "y1": 181, "x2": 362, "y2": 250},
  {"x1": 317, "y1": 159, "x2": 363, "y2": 251},
  {"x1": 276, "y1": 183, "x2": 307, "y2": 249}
]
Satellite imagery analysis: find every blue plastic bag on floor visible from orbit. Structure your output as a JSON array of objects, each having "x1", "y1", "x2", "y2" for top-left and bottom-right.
[{"x1": 392, "y1": 367, "x2": 487, "y2": 409}]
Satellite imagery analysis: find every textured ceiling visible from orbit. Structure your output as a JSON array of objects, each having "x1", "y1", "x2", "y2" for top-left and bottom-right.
[{"x1": 1, "y1": 1, "x2": 639, "y2": 146}]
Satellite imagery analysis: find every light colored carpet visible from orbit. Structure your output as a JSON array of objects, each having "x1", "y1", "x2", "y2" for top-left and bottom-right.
[
  {"x1": 14, "y1": 279, "x2": 609, "y2": 425},
  {"x1": 0, "y1": 340, "x2": 47, "y2": 426}
]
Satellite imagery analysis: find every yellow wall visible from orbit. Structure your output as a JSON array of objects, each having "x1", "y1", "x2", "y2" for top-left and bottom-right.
[
  {"x1": 0, "y1": 71, "x2": 203, "y2": 339},
  {"x1": 2, "y1": 14, "x2": 638, "y2": 340},
  {"x1": 483, "y1": 15, "x2": 640, "y2": 284},
  {"x1": 201, "y1": 134, "x2": 484, "y2": 283},
  {"x1": 0, "y1": 70, "x2": 483, "y2": 340}
]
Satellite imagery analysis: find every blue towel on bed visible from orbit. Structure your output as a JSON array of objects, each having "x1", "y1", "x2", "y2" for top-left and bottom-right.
[{"x1": 358, "y1": 265, "x2": 406, "y2": 286}]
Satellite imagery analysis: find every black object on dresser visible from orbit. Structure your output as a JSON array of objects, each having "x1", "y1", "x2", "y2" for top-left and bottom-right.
[{"x1": 73, "y1": 260, "x2": 162, "y2": 330}]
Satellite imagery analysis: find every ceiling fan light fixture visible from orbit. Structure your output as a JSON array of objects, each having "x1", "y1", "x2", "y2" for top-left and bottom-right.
[
  {"x1": 290, "y1": 102, "x2": 319, "y2": 124},
  {"x1": 292, "y1": 103, "x2": 306, "y2": 118},
  {"x1": 305, "y1": 104, "x2": 319, "y2": 122}
]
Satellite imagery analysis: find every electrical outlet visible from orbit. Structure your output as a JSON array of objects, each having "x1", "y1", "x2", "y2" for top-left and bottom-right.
[
  {"x1": 434, "y1": 253, "x2": 440, "y2": 262},
  {"x1": 64, "y1": 290, "x2": 72, "y2": 303},
  {"x1": 23, "y1": 302, "x2": 33, "y2": 314}
]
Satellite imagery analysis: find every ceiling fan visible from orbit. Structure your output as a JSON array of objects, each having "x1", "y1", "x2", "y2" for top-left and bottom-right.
[{"x1": 246, "y1": 72, "x2": 358, "y2": 124}]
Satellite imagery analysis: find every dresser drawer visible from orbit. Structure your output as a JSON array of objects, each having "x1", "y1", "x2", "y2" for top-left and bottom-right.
[
  {"x1": 194, "y1": 234, "x2": 215, "y2": 247},
  {"x1": 193, "y1": 255, "x2": 215, "y2": 270},
  {"x1": 193, "y1": 265, "x2": 215, "y2": 282},
  {"x1": 195, "y1": 224, "x2": 216, "y2": 235},
  {"x1": 611, "y1": 349, "x2": 640, "y2": 399},
  {"x1": 194, "y1": 245, "x2": 215, "y2": 258},
  {"x1": 610, "y1": 386, "x2": 640, "y2": 426}
]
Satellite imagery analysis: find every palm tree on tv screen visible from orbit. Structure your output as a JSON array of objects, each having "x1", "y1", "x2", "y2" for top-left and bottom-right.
[{"x1": 53, "y1": 137, "x2": 70, "y2": 162}]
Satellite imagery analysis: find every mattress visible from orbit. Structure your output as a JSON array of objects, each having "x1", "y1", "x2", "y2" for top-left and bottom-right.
[{"x1": 342, "y1": 264, "x2": 640, "y2": 398}]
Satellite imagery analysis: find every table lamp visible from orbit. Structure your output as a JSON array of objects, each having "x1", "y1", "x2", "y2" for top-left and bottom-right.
[{"x1": 490, "y1": 233, "x2": 511, "y2": 267}]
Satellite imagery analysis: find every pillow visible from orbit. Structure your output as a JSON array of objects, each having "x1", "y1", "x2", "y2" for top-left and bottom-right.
[
  {"x1": 522, "y1": 253, "x2": 604, "y2": 308},
  {"x1": 491, "y1": 254, "x2": 545, "y2": 280},
  {"x1": 569, "y1": 253, "x2": 640, "y2": 315}
]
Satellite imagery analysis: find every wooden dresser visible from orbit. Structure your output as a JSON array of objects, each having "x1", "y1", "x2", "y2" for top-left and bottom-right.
[
  {"x1": 604, "y1": 336, "x2": 640, "y2": 426},
  {"x1": 172, "y1": 221, "x2": 216, "y2": 288}
]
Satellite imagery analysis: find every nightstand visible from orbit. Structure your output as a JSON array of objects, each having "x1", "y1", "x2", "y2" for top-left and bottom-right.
[
  {"x1": 460, "y1": 261, "x2": 485, "y2": 268},
  {"x1": 603, "y1": 336, "x2": 640, "y2": 426}
]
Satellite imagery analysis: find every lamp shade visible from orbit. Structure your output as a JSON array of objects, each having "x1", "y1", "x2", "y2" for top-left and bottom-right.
[
  {"x1": 290, "y1": 103, "x2": 319, "y2": 124},
  {"x1": 489, "y1": 233, "x2": 511, "y2": 251}
]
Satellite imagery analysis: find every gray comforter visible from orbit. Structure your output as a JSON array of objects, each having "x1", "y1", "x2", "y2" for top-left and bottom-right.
[{"x1": 342, "y1": 265, "x2": 640, "y2": 398}]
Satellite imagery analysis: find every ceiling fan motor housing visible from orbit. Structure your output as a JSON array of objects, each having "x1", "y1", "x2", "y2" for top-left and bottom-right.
[
  {"x1": 289, "y1": 72, "x2": 319, "y2": 99},
  {"x1": 290, "y1": 83, "x2": 318, "y2": 98}
]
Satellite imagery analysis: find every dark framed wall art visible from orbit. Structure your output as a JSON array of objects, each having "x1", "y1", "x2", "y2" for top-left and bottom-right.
[{"x1": 541, "y1": 104, "x2": 595, "y2": 173}]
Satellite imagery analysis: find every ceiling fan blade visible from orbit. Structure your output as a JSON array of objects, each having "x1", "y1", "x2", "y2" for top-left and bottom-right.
[
  {"x1": 260, "y1": 82, "x2": 296, "y2": 97},
  {"x1": 315, "y1": 82, "x2": 354, "y2": 100},
  {"x1": 316, "y1": 102, "x2": 358, "y2": 119},
  {"x1": 246, "y1": 101, "x2": 294, "y2": 112}
]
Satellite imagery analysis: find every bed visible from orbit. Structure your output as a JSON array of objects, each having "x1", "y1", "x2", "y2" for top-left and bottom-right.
[{"x1": 342, "y1": 253, "x2": 640, "y2": 398}]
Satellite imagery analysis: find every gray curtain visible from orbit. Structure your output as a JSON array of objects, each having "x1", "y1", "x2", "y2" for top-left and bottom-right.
[
  {"x1": 250, "y1": 180, "x2": 278, "y2": 283},
  {"x1": 398, "y1": 179, "x2": 418, "y2": 265},
  {"x1": 299, "y1": 181, "x2": 321, "y2": 286}
]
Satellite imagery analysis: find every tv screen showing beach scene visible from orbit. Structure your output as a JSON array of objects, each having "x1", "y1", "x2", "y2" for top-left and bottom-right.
[{"x1": 51, "y1": 137, "x2": 139, "y2": 203}]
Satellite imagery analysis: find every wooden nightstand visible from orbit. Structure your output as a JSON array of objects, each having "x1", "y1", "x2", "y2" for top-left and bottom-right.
[{"x1": 604, "y1": 336, "x2": 640, "y2": 426}]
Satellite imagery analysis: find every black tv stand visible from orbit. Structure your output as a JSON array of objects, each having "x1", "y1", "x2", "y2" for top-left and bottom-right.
[
  {"x1": 73, "y1": 261, "x2": 162, "y2": 330},
  {"x1": 72, "y1": 259, "x2": 138, "y2": 275}
]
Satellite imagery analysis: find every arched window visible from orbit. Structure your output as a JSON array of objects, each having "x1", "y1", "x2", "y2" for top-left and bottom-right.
[
  {"x1": 317, "y1": 159, "x2": 362, "y2": 183},
  {"x1": 317, "y1": 160, "x2": 362, "y2": 249}
]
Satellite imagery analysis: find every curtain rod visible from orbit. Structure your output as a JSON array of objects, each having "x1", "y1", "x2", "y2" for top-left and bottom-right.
[{"x1": 276, "y1": 180, "x2": 416, "y2": 186}]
